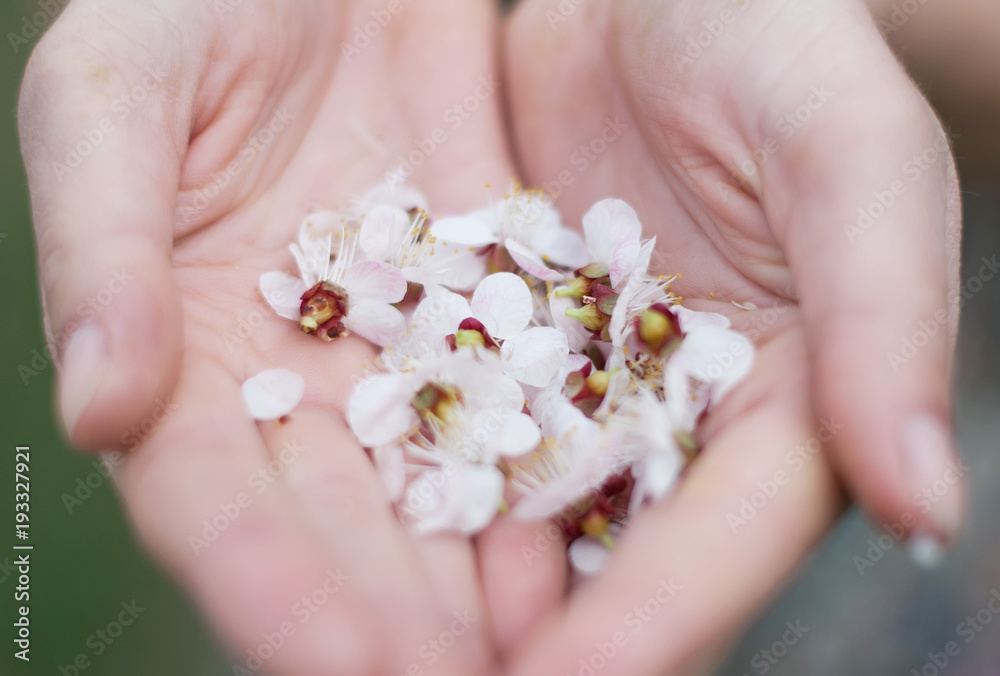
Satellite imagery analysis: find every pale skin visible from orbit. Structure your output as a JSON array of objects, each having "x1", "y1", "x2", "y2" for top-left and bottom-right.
[{"x1": 18, "y1": 1, "x2": 961, "y2": 675}]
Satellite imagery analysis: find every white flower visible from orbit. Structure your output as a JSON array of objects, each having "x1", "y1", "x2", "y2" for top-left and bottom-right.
[
  {"x1": 608, "y1": 238, "x2": 678, "y2": 348},
  {"x1": 431, "y1": 186, "x2": 590, "y2": 281},
  {"x1": 241, "y1": 369, "x2": 305, "y2": 420},
  {"x1": 391, "y1": 274, "x2": 570, "y2": 388},
  {"x1": 348, "y1": 350, "x2": 539, "y2": 464},
  {"x1": 400, "y1": 462, "x2": 506, "y2": 535},
  {"x1": 581, "y1": 198, "x2": 644, "y2": 290},
  {"x1": 359, "y1": 204, "x2": 487, "y2": 291},
  {"x1": 259, "y1": 222, "x2": 407, "y2": 345},
  {"x1": 510, "y1": 397, "x2": 630, "y2": 520}
]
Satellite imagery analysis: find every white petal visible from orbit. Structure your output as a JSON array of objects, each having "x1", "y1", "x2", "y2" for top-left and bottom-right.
[
  {"x1": 485, "y1": 413, "x2": 542, "y2": 460},
  {"x1": 358, "y1": 183, "x2": 428, "y2": 213},
  {"x1": 344, "y1": 301, "x2": 406, "y2": 346},
  {"x1": 673, "y1": 305, "x2": 731, "y2": 331},
  {"x1": 342, "y1": 260, "x2": 407, "y2": 303},
  {"x1": 673, "y1": 326, "x2": 754, "y2": 399},
  {"x1": 430, "y1": 215, "x2": 499, "y2": 247},
  {"x1": 471, "y1": 272, "x2": 533, "y2": 339},
  {"x1": 582, "y1": 198, "x2": 643, "y2": 289},
  {"x1": 568, "y1": 537, "x2": 612, "y2": 576},
  {"x1": 501, "y1": 327, "x2": 570, "y2": 387},
  {"x1": 404, "y1": 464, "x2": 504, "y2": 535},
  {"x1": 410, "y1": 285, "x2": 473, "y2": 346},
  {"x1": 505, "y1": 239, "x2": 566, "y2": 281},
  {"x1": 347, "y1": 374, "x2": 417, "y2": 446},
  {"x1": 403, "y1": 250, "x2": 488, "y2": 292},
  {"x1": 241, "y1": 369, "x2": 305, "y2": 420},
  {"x1": 359, "y1": 205, "x2": 411, "y2": 261},
  {"x1": 530, "y1": 226, "x2": 590, "y2": 269},
  {"x1": 259, "y1": 271, "x2": 307, "y2": 321}
]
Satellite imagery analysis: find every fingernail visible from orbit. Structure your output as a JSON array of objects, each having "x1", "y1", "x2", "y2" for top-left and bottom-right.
[
  {"x1": 58, "y1": 322, "x2": 109, "y2": 436},
  {"x1": 907, "y1": 530, "x2": 946, "y2": 570},
  {"x1": 902, "y1": 413, "x2": 963, "y2": 544}
]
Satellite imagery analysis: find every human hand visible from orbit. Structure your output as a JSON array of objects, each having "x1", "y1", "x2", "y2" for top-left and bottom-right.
[
  {"x1": 18, "y1": 0, "x2": 565, "y2": 672},
  {"x1": 500, "y1": 0, "x2": 962, "y2": 673}
]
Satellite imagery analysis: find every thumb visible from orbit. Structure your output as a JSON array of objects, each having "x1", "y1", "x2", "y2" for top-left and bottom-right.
[
  {"x1": 763, "y1": 25, "x2": 964, "y2": 556},
  {"x1": 19, "y1": 18, "x2": 192, "y2": 451}
]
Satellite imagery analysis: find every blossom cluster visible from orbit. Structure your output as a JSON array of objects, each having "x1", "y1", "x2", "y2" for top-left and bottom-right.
[{"x1": 243, "y1": 184, "x2": 753, "y2": 574}]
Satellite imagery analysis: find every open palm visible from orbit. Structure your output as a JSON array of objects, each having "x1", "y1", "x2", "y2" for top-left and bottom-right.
[
  {"x1": 501, "y1": 1, "x2": 961, "y2": 674},
  {"x1": 18, "y1": 0, "x2": 567, "y2": 673}
]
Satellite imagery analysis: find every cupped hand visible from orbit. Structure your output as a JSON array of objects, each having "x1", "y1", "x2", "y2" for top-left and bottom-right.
[
  {"x1": 501, "y1": 0, "x2": 962, "y2": 673},
  {"x1": 18, "y1": 0, "x2": 566, "y2": 673}
]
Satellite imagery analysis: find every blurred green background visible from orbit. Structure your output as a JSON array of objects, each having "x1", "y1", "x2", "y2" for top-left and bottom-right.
[
  {"x1": 0, "y1": 0, "x2": 232, "y2": 674},
  {"x1": 1, "y1": 1, "x2": 999, "y2": 675}
]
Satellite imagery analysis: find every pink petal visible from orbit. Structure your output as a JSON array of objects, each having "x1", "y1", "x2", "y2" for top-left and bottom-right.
[
  {"x1": 342, "y1": 260, "x2": 407, "y2": 303},
  {"x1": 259, "y1": 271, "x2": 308, "y2": 321},
  {"x1": 568, "y1": 537, "x2": 611, "y2": 576},
  {"x1": 241, "y1": 369, "x2": 305, "y2": 420},
  {"x1": 347, "y1": 373, "x2": 417, "y2": 447},
  {"x1": 344, "y1": 301, "x2": 406, "y2": 346},
  {"x1": 673, "y1": 305, "x2": 732, "y2": 331},
  {"x1": 403, "y1": 464, "x2": 504, "y2": 535},
  {"x1": 410, "y1": 286, "x2": 472, "y2": 346},
  {"x1": 471, "y1": 272, "x2": 533, "y2": 339},
  {"x1": 500, "y1": 327, "x2": 570, "y2": 387},
  {"x1": 430, "y1": 215, "x2": 498, "y2": 247},
  {"x1": 582, "y1": 199, "x2": 643, "y2": 289},
  {"x1": 530, "y1": 226, "x2": 590, "y2": 269},
  {"x1": 485, "y1": 413, "x2": 542, "y2": 459},
  {"x1": 673, "y1": 325, "x2": 753, "y2": 399},
  {"x1": 505, "y1": 239, "x2": 566, "y2": 281},
  {"x1": 402, "y1": 250, "x2": 488, "y2": 292},
  {"x1": 359, "y1": 205, "x2": 411, "y2": 261}
]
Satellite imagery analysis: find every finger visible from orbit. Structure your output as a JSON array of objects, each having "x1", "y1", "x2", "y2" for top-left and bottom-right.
[
  {"x1": 259, "y1": 407, "x2": 496, "y2": 673},
  {"x1": 510, "y1": 332, "x2": 843, "y2": 676},
  {"x1": 757, "y1": 10, "x2": 965, "y2": 549},
  {"x1": 116, "y1": 356, "x2": 388, "y2": 675},
  {"x1": 19, "y1": 12, "x2": 198, "y2": 450},
  {"x1": 477, "y1": 516, "x2": 567, "y2": 659}
]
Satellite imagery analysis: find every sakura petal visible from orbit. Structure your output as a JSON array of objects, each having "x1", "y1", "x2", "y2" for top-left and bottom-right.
[
  {"x1": 406, "y1": 464, "x2": 504, "y2": 535},
  {"x1": 673, "y1": 305, "x2": 732, "y2": 331},
  {"x1": 342, "y1": 260, "x2": 407, "y2": 303},
  {"x1": 501, "y1": 327, "x2": 569, "y2": 387},
  {"x1": 505, "y1": 239, "x2": 565, "y2": 282},
  {"x1": 359, "y1": 182, "x2": 429, "y2": 213},
  {"x1": 259, "y1": 271, "x2": 308, "y2": 321},
  {"x1": 568, "y1": 537, "x2": 611, "y2": 576},
  {"x1": 486, "y1": 412, "x2": 542, "y2": 459},
  {"x1": 241, "y1": 369, "x2": 305, "y2": 420},
  {"x1": 343, "y1": 301, "x2": 406, "y2": 346},
  {"x1": 402, "y1": 250, "x2": 488, "y2": 291},
  {"x1": 410, "y1": 285, "x2": 472, "y2": 346},
  {"x1": 582, "y1": 199, "x2": 642, "y2": 289},
  {"x1": 674, "y1": 325, "x2": 753, "y2": 399},
  {"x1": 430, "y1": 215, "x2": 498, "y2": 247},
  {"x1": 347, "y1": 373, "x2": 417, "y2": 447},
  {"x1": 359, "y1": 205, "x2": 411, "y2": 261},
  {"x1": 471, "y1": 272, "x2": 533, "y2": 339},
  {"x1": 531, "y1": 226, "x2": 590, "y2": 269}
]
